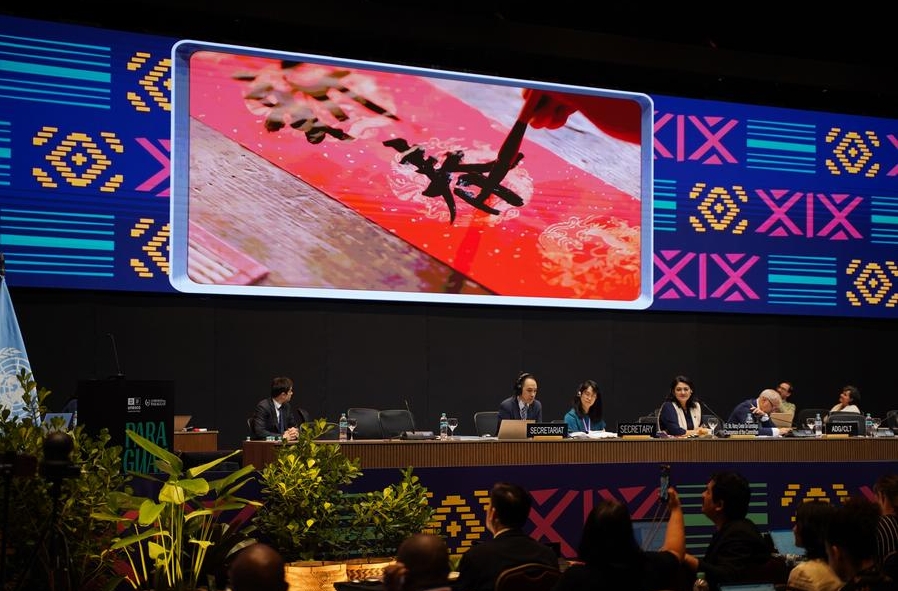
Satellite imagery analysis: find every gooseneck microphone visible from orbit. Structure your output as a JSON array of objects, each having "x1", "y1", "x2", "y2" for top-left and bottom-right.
[
  {"x1": 698, "y1": 399, "x2": 724, "y2": 423},
  {"x1": 106, "y1": 333, "x2": 125, "y2": 380}
]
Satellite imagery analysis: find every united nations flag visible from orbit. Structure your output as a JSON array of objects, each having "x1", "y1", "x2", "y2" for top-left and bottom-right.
[{"x1": 0, "y1": 268, "x2": 34, "y2": 419}]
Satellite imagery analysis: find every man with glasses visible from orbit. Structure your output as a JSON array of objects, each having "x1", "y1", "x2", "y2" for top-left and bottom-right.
[{"x1": 776, "y1": 381, "x2": 796, "y2": 414}]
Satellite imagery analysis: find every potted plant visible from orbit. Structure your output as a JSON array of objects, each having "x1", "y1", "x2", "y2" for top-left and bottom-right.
[
  {"x1": 252, "y1": 419, "x2": 436, "y2": 591},
  {"x1": 0, "y1": 370, "x2": 127, "y2": 591},
  {"x1": 92, "y1": 429, "x2": 261, "y2": 590}
]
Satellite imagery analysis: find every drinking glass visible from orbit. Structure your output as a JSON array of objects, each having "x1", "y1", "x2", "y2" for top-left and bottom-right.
[
  {"x1": 805, "y1": 416, "x2": 817, "y2": 434},
  {"x1": 447, "y1": 417, "x2": 459, "y2": 438},
  {"x1": 706, "y1": 416, "x2": 719, "y2": 436},
  {"x1": 872, "y1": 417, "x2": 882, "y2": 435},
  {"x1": 347, "y1": 418, "x2": 357, "y2": 440}
]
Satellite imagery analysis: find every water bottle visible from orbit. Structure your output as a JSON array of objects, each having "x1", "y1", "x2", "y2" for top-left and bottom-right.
[
  {"x1": 439, "y1": 413, "x2": 449, "y2": 440},
  {"x1": 865, "y1": 412, "x2": 874, "y2": 437},
  {"x1": 339, "y1": 412, "x2": 348, "y2": 441},
  {"x1": 814, "y1": 412, "x2": 823, "y2": 436},
  {"x1": 745, "y1": 412, "x2": 754, "y2": 424},
  {"x1": 693, "y1": 572, "x2": 710, "y2": 591}
]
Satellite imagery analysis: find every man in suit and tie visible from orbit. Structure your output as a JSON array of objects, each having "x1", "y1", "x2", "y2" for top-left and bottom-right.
[
  {"x1": 250, "y1": 376, "x2": 308, "y2": 441},
  {"x1": 497, "y1": 372, "x2": 543, "y2": 428}
]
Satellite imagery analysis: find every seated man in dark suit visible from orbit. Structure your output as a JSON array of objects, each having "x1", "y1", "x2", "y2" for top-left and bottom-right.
[
  {"x1": 684, "y1": 471, "x2": 774, "y2": 591},
  {"x1": 497, "y1": 372, "x2": 543, "y2": 428},
  {"x1": 249, "y1": 376, "x2": 309, "y2": 442},
  {"x1": 454, "y1": 481, "x2": 557, "y2": 591},
  {"x1": 727, "y1": 389, "x2": 788, "y2": 436}
]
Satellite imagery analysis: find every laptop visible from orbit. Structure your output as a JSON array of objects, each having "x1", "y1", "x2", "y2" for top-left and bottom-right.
[
  {"x1": 770, "y1": 412, "x2": 794, "y2": 429},
  {"x1": 631, "y1": 519, "x2": 665, "y2": 551},
  {"x1": 768, "y1": 528, "x2": 805, "y2": 557},
  {"x1": 497, "y1": 419, "x2": 533, "y2": 440},
  {"x1": 174, "y1": 415, "x2": 192, "y2": 431},
  {"x1": 41, "y1": 412, "x2": 73, "y2": 431}
]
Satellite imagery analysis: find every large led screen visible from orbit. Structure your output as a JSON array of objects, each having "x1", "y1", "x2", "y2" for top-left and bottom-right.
[
  {"x1": 169, "y1": 41, "x2": 655, "y2": 309},
  {"x1": 1, "y1": 14, "x2": 897, "y2": 318}
]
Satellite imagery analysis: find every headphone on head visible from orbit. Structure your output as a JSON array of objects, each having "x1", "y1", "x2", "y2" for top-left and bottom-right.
[{"x1": 514, "y1": 372, "x2": 534, "y2": 396}]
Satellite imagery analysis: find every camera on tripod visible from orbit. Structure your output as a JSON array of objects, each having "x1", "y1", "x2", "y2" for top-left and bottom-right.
[{"x1": 39, "y1": 431, "x2": 80, "y2": 483}]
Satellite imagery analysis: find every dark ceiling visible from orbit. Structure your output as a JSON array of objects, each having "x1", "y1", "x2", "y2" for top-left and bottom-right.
[{"x1": 4, "y1": 2, "x2": 897, "y2": 117}]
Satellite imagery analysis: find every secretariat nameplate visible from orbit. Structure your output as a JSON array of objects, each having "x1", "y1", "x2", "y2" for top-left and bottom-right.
[{"x1": 527, "y1": 423, "x2": 568, "y2": 438}]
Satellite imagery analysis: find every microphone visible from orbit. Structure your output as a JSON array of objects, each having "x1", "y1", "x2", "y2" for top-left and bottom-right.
[
  {"x1": 106, "y1": 333, "x2": 125, "y2": 380},
  {"x1": 404, "y1": 400, "x2": 416, "y2": 433},
  {"x1": 698, "y1": 399, "x2": 724, "y2": 423}
]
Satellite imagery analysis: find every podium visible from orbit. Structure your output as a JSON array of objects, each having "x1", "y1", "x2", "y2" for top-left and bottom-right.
[{"x1": 76, "y1": 379, "x2": 174, "y2": 473}]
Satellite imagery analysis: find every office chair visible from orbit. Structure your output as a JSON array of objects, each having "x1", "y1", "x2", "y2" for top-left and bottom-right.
[
  {"x1": 494, "y1": 562, "x2": 560, "y2": 591},
  {"x1": 378, "y1": 409, "x2": 416, "y2": 439},
  {"x1": 827, "y1": 410, "x2": 865, "y2": 435},
  {"x1": 347, "y1": 407, "x2": 383, "y2": 439},
  {"x1": 794, "y1": 408, "x2": 829, "y2": 430},
  {"x1": 473, "y1": 411, "x2": 499, "y2": 437},
  {"x1": 887, "y1": 410, "x2": 898, "y2": 431}
]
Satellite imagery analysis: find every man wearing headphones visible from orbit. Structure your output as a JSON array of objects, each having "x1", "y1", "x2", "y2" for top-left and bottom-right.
[{"x1": 497, "y1": 372, "x2": 543, "y2": 428}]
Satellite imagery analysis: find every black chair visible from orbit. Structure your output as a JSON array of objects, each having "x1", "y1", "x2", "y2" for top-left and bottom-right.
[
  {"x1": 473, "y1": 411, "x2": 499, "y2": 437},
  {"x1": 347, "y1": 407, "x2": 383, "y2": 439},
  {"x1": 886, "y1": 410, "x2": 898, "y2": 431},
  {"x1": 494, "y1": 562, "x2": 560, "y2": 591},
  {"x1": 378, "y1": 409, "x2": 416, "y2": 439},
  {"x1": 827, "y1": 410, "x2": 865, "y2": 435},
  {"x1": 314, "y1": 421, "x2": 340, "y2": 440},
  {"x1": 794, "y1": 407, "x2": 829, "y2": 430}
]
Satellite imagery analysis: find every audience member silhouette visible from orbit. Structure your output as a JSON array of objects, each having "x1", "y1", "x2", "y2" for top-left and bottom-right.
[
  {"x1": 383, "y1": 533, "x2": 453, "y2": 591},
  {"x1": 826, "y1": 496, "x2": 898, "y2": 591},
  {"x1": 684, "y1": 471, "x2": 772, "y2": 591},
  {"x1": 787, "y1": 500, "x2": 842, "y2": 591},
  {"x1": 454, "y1": 481, "x2": 557, "y2": 591},
  {"x1": 552, "y1": 486, "x2": 685, "y2": 591},
  {"x1": 228, "y1": 542, "x2": 288, "y2": 591}
]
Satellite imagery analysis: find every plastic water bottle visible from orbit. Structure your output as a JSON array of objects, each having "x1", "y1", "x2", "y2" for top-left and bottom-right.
[
  {"x1": 745, "y1": 412, "x2": 754, "y2": 424},
  {"x1": 339, "y1": 412, "x2": 348, "y2": 441},
  {"x1": 439, "y1": 413, "x2": 449, "y2": 440},
  {"x1": 865, "y1": 413, "x2": 874, "y2": 437},
  {"x1": 693, "y1": 572, "x2": 709, "y2": 591},
  {"x1": 814, "y1": 412, "x2": 823, "y2": 436}
]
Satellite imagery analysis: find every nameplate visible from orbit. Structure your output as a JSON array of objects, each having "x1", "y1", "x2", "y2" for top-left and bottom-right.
[
  {"x1": 825, "y1": 422, "x2": 859, "y2": 437},
  {"x1": 526, "y1": 423, "x2": 567, "y2": 438},
  {"x1": 401, "y1": 431, "x2": 437, "y2": 440},
  {"x1": 723, "y1": 422, "x2": 760, "y2": 436},
  {"x1": 617, "y1": 422, "x2": 656, "y2": 437}
]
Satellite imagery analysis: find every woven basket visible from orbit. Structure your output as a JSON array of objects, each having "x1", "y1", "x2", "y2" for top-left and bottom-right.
[
  {"x1": 285, "y1": 561, "x2": 347, "y2": 591},
  {"x1": 344, "y1": 557, "x2": 395, "y2": 582}
]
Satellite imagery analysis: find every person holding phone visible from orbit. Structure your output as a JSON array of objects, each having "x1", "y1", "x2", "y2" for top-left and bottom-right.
[{"x1": 552, "y1": 485, "x2": 685, "y2": 591}]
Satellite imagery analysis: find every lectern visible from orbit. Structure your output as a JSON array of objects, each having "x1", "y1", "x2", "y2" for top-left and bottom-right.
[{"x1": 76, "y1": 380, "x2": 174, "y2": 473}]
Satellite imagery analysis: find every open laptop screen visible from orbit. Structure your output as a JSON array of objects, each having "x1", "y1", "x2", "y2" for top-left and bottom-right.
[
  {"x1": 768, "y1": 528, "x2": 804, "y2": 557},
  {"x1": 496, "y1": 419, "x2": 533, "y2": 440}
]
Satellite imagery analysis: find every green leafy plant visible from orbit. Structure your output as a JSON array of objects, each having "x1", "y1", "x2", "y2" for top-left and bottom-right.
[
  {"x1": 92, "y1": 430, "x2": 261, "y2": 591},
  {"x1": 349, "y1": 466, "x2": 435, "y2": 557},
  {"x1": 253, "y1": 419, "x2": 435, "y2": 563},
  {"x1": 0, "y1": 369, "x2": 127, "y2": 591}
]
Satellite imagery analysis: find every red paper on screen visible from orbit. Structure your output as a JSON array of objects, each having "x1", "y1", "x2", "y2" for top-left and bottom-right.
[{"x1": 187, "y1": 52, "x2": 643, "y2": 300}]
